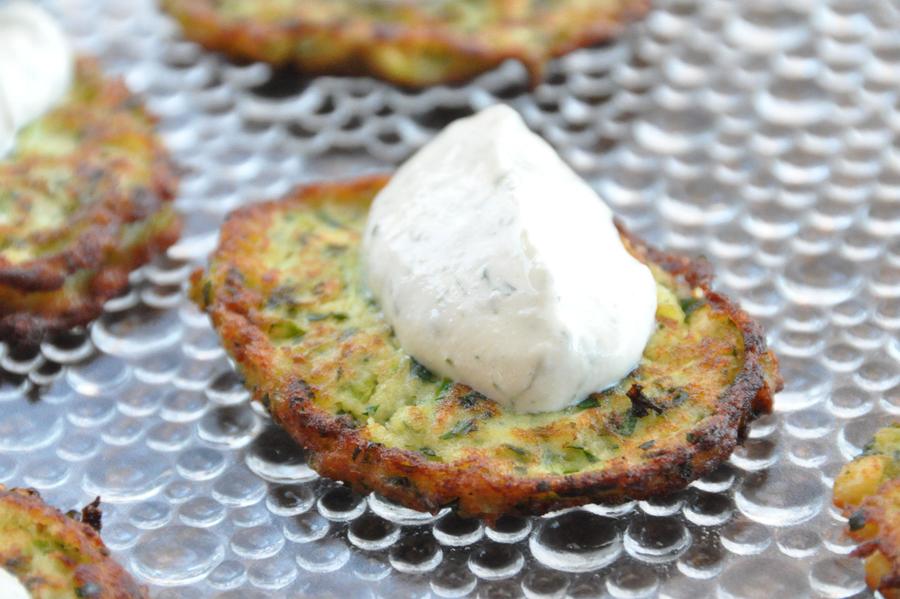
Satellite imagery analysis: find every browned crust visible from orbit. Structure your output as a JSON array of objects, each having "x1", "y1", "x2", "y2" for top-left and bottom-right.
[
  {"x1": 0, "y1": 151, "x2": 178, "y2": 293},
  {"x1": 0, "y1": 485, "x2": 147, "y2": 599},
  {"x1": 0, "y1": 59, "x2": 178, "y2": 293},
  {"x1": 161, "y1": 0, "x2": 651, "y2": 88},
  {"x1": 0, "y1": 59, "x2": 181, "y2": 344},
  {"x1": 195, "y1": 175, "x2": 782, "y2": 521},
  {"x1": 0, "y1": 217, "x2": 182, "y2": 345},
  {"x1": 850, "y1": 479, "x2": 900, "y2": 598}
]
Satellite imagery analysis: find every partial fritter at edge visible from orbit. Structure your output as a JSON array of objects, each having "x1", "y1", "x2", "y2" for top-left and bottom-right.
[
  {"x1": 834, "y1": 423, "x2": 900, "y2": 599},
  {"x1": 0, "y1": 485, "x2": 147, "y2": 599},
  {"x1": 161, "y1": 0, "x2": 650, "y2": 88},
  {"x1": 0, "y1": 58, "x2": 181, "y2": 344},
  {"x1": 190, "y1": 175, "x2": 782, "y2": 522}
]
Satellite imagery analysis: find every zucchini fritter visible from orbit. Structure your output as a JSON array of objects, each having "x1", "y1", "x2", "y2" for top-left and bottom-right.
[
  {"x1": 161, "y1": 0, "x2": 650, "y2": 88},
  {"x1": 191, "y1": 175, "x2": 782, "y2": 521},
  {"x1": 0, "y1": 486, "x2": 147, "y2": 599},
  {"x1": 834, "y1": 423, "x2": 900, "y2": 599},
  {"x1": 0, "y1": 58, "x2": 180, "y2": 344}
]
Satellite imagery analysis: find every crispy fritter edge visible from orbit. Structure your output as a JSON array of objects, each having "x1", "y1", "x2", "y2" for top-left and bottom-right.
[
  {"x1": 0, "y1": 59, "x2": 182, "y2": 344},
  {"x1": 192, "y1": 174, "x2": 783, "y2": 522},
  {"x1": 162, "y1": 0, "x2": 651, "y2": 88},
  {"x1": 0, "y1": 59, "x2": 179, "y2": 294},
  {"x1": 851, "y1": 479, "x2": 900, "y2": 597},
  {"x1": 0, "y1": 216, "x2": 182, "y2": 344},
  {"x1": 834, "y1": 428, "x2": 900, "y2": 598},
  {"x1": 0, "y1": 485, "x2": 147, "y2": 599}
]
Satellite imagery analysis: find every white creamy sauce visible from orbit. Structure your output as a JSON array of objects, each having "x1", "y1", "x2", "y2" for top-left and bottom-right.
[
  {"x1": 0, "y1": 0, "x2": 73, "y2": 158},
  {"x1": 0, "y1": 568, "x2": 31, "y2": 599},
  {"x1": 363, "y1": 104, "x2": 658, "y2": 414}
]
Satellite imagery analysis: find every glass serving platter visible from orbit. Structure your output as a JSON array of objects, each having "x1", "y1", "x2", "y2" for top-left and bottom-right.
[{"x1": 2, "y1": 0, "x2": 898, "y2": 596}]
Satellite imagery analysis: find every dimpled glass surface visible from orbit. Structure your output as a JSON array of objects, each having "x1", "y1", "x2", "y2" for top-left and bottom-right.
[{"x1": 2, "y1": 0, "x2": 898, "y2": 597}]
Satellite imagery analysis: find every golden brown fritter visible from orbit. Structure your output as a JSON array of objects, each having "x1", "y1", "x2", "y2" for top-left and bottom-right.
[
  {"x1": 0, "y1": 58, "x2": 181, "y2": 344},
  {"x1": 191, "y1": 175, "x2": 781, "y2": 521},
  {"x1": 0, "y1": 486, "x2": 147, "y2": 599},
  {"x1": 834, "y1": 423, "x2": 900, "y2": 599},
  {"x1": 161, "y1": 0, "x2": 650, "y2": 88}
]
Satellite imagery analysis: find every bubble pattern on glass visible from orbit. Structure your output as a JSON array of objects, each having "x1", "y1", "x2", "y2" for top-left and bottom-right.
[{"x1": 3, "y1": 0, "x2": 898, "y2": 595}]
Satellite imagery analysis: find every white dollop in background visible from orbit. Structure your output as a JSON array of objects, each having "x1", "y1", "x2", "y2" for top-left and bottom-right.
[
  {"x1": 0, "y1": 568, "x2": 31, "y2": 599},
  {"x1": 0, "y1": 0, "x2": 73, "y2": 158}
]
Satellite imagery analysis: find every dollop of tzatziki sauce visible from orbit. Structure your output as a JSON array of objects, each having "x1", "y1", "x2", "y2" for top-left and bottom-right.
[{"x1": 363, "y1": 104, "x2": 657, "y2": 414}]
